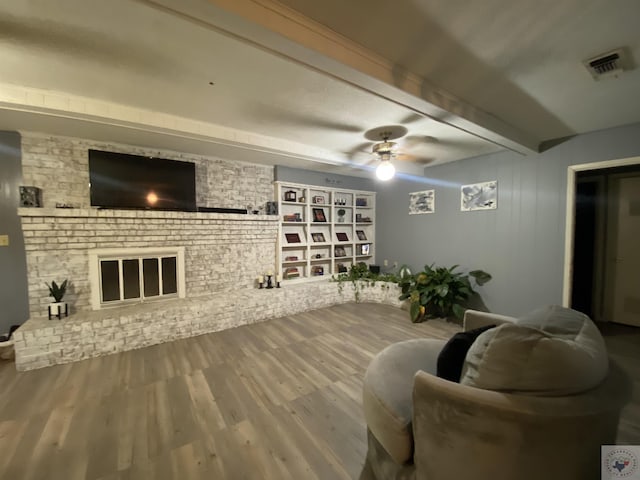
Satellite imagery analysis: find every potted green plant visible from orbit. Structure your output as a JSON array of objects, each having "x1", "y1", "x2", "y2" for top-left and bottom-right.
[
  {"x1": 398, "y1": 264, "x2": 491, "y2": 322},
  {"x1": 47, "y1": 279, "x2": 69, "y2": 319}
]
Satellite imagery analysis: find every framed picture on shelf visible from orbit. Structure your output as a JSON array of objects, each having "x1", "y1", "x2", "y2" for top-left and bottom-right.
[
  {"x1": 336, "y1": 232, "x2": 349, "y2": 242},
  {"x1": 312, "y1": 208, "x2": 327, "y2": 222},
  {"x1": 285, "y1": 255, "x2": 299, "y2": 261},
  {"x1": 312, "y1": 195, "x2": 325, "y2": 204},
  {"x1": 284, "y1": 190, "x2": 297, "y2": 202},
  {"x1": 312, "y1": 266, "x2": 324, "y2": 276},
  {"x1": 337, "y1": 263, "x2": 348, "y2": 273},
  {"x1": 360, "y1": 244, "x2": 370, "y2": 255},
  {"x1": 356, "y1": 230, "x2": 367, "y2": 241},
  {"x1": 285, "y1": 233, "x2": 301, "y2": 243},
  {"x1": 334, "y1": 246, "x2": 346, "y2": 257},
  {"x1": 311, "y1": 232, "x2": 326, "y2": 242},
  {"x1": 356, "y1": 198, "x2": 368, "y2": 207}
]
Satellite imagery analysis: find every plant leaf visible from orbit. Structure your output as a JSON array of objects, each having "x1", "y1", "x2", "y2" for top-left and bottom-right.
[
  {"x1": 410, "y1": 302, "x2": 421, "y2": 323},
  {"x1": 469, "y1": 270, "x2": 492, "y2": 286}
]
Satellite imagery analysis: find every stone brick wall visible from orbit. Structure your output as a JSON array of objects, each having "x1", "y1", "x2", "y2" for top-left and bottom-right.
[
  {"x1": 20, "y1": 208, "x2": 278, "y2": 316},
  {"x1": 13, "y1": 281, "x2": 404, "y2": 370},
  {"x1": 20, "y1": 132, "x2": 274, "y2": 210}
]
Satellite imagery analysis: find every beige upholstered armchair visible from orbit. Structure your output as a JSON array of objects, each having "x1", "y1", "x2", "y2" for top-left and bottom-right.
[{"x1": 360, "y1": 306, "x2": 631, "y2": 480}]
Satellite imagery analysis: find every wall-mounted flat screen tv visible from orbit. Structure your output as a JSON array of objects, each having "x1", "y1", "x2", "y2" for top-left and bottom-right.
[{"x1": 89, "y1": 149, "x2": 196, "y2": 211}]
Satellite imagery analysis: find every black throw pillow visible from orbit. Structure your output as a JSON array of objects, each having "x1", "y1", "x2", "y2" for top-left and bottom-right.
[{"x1": 436, "y1": 324, "x2": 496, "y2": 382}]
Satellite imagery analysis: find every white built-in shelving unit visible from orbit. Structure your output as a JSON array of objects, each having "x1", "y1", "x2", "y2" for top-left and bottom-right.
[{"x1": 275, "y1": 181, "x2": 376, "y2": 283}]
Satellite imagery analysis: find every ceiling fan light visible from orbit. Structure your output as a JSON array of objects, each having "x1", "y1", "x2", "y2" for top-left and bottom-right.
[{"x1": 376, "y1": 160, "x2": 395, "y2": 181}]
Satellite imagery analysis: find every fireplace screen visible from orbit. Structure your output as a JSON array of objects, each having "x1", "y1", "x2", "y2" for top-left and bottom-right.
[{"x1": 90, "y1": 247, "x2": 185, "y2": 309}]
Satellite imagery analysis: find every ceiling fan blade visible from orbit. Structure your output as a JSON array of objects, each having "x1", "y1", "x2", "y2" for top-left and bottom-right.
[
  {"x1": 345, "y1": 141, "x2": 373, "y2": 159},
  {"x1": 398, "y1": 112, "x2": 425, "y2": 125},
  {"x1": 396, "y1": 153, "x2": 435, "y2": 165},
  {"x1": 250, "y1": 104, "x2": 364, "y2": 132}
]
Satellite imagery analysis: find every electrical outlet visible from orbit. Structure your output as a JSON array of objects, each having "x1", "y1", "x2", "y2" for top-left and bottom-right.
[
  {"x1": 383, "y1": 259, "x2": 388, "y2": 267},
  {"x1": 0, "y1": 235, "x2": 9, "y2": 247}
]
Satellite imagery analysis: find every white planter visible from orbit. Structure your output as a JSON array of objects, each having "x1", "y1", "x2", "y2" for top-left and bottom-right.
[{"x1": 48, "y1": 302, "x2": 68, "y2": 319}]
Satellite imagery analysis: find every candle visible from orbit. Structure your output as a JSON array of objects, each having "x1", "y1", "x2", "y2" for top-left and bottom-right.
[
  {"x1": 276, "y1": 274, "x2": 282, "y2": 282},
  {"x1": 258, "y1": 275, "x2": 264, "y2": 283},
  {"x1": 267, "y1": 271, "x2": 273, "y2": 276}
]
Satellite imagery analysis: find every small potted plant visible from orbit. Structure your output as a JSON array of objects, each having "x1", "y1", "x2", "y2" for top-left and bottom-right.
[
  {"x1": 47, "y1": 279, "x2": 69, "y2": 319},
  {"x1": 337, "y1": 208, "x2": 346, "y2": 222}
]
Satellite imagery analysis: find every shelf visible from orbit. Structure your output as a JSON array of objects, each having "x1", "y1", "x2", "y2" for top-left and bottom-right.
[{"x1": 276, "y1": 182, "x2": 375, "y2": 281}]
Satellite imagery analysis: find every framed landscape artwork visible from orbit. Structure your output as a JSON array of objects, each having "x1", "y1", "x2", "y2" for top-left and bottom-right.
[
  {"x1": 356, "y1": 230, "x2": 367, "y2": 241},
  {"x1": 311, "y1": 232, "x2": 325, "y2": 242},
  {"x1": 336, "y1": 232, "x2": 349, "y2": 242},
  {"x1": 461, "y1": 181, "x2": 497, "y2": 211}
]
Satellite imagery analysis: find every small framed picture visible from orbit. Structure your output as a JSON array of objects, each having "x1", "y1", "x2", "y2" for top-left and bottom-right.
[
  {"x1": 284, "y1": 190, "x2": 297, "y2": 202},
  {"x1": 336, "y1": 232, "x2": 349, "y2": 242},
  {"x1": 360, "y1": 244, "x2": 370, "y2": 255},
  {"x1": 312, "y1": 195, "x2": 325, "y2": 204},
  {"x1": 356, "y1": 230, "x2": 367, "y2": 241},
  {"x1": 312, "y1": 266, "x2": 324, "y2": 276},
  {"x1": 355, "y1": 213, "x2": 362, "y2": 222},
  {"x1": 337, "y1": 263, "x2": 348, "y2": 273},
  {"x1": 285, "y1": 255, "x2": 299, "y2": 261},
  {"x1": 312, "y1": 208, "x2": 327, "y2": 222},
  {"x1": 355, "y1": 198, "x2": 368, "y2": 207},
  {"x1": 311, "y1": 232, "x2": 326, "y2": 242},
  {"x1": 334, "y1": 246, "x2": 346, "y2": 257},
  {"x1": 285, "y1": 233, "x2": 301, "y2": 243}
]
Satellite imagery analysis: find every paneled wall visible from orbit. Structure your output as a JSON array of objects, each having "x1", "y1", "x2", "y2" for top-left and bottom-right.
[{"x1": 374, "y1": 122, "x2": 640, "y2": 316}]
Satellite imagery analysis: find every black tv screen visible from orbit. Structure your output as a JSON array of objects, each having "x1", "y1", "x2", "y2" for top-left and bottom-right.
[{"x1": 89, "y1": 149, "x2": 196, "y2": 211}]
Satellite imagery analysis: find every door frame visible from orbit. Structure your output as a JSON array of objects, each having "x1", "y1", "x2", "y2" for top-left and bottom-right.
[{"x1": 562, "y1": 155, "x2": 640, "y2": 307}]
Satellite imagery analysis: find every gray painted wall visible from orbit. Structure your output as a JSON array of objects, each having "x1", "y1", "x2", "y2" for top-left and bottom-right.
[
  {"x1": 275, "y1": 165, "x2": 376, "y2": 191},
  {"x1": 0, "y1": 131, "x2": 29, "y2": 333},
  {"x1": 375, "y1": 122, "x2": 640, "y2": 316}
]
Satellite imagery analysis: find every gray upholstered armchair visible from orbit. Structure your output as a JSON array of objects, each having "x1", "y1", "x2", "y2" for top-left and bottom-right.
[{"x1": 360, "y1": 306, "x2": 631, "y2": 480}]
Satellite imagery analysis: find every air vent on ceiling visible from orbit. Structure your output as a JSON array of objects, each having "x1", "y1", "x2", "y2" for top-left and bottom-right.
[{"x1": 583, "y1": 48, "x2": 631, "y2": 80}]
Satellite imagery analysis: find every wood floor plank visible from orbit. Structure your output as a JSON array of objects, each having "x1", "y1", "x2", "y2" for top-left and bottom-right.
[{"x1": 1, "y1": 303, "x2": 639, "y2": 479}]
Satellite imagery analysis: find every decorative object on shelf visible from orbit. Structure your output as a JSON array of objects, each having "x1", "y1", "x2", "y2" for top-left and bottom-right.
[
  {"x1": 298, "y1": 196, "x2": 305, "y2": 203},
  {"x1": 461, "y1": 180, "x2": 497, "y2": 211},
  {"x1": 356, "y1": 197, "x2": 368, "y2": 207},
  {"x1": 284, "y1": 190, "x2": 297, "y2": 202},
  {"x1": 19, "y1": 186, "x2": 42, "y2": 207},
  {"x1": 356, "y1": 230, "x2": 367, "y2": 241},
  {"x1": 257, "y1": 275, "x2": 264, "y2": 289},
  {"x1": 285, "y1": 255, "x2": 299, "y2": 261},
  {"x1": 313, "y1": 195, "x2": 325, "y2": 204},
  {"x1": 276, "y1": 274, "x2": 282, "y2": 288},
  {"x1": 333, "y1": 197, "x2": 346, "y2": 206},
  {"x1": 312, "y1": 266, "x2": 324, "y2": 276},
  {"x1": 284, "y1": 267, "x2": 300, "y2": 279},
  {"x1": 409, "y1": 189, "x2": 435, "y2": 214},
  {"x1": 266, "y1": 201, "x2": 278, "y2": 215},
  {"x1": 336, "y1": 232, "x2": 349, "y2": 242},
  {"x1": 337, "y1": 209, "x2": 346, "y2": 222},
  {"x1": 283, "y1": 213, "x2": 302, "y2": 222},
  {"x1": 314, "y1": 253, "x2": 323, "y2": 259},
  {"x1": 355, "y1": 213, "x2": 362, "y2": 222},
  {"x1": 47, "y1": 279, "x2": 68, "y2": 319},
  {"x1": 265, "y1": 272, "x2": 274, "y2": 289},
  {"x1": 285, "y1": 233, "x2": 301, "y2": 243},
  {"x1": 311, "y1": 232, "x2": 325, "y2": 242},
  {"x1": 337, "y1": 263, "x2": 348, "y2": 273},
  {"x1": 312, "y1": 208, "x2": 327, "y2": 222},
  {"x1": 360, "y1": 244, "x2": 370, "y2": 255},
  {"x1": 334, "y1": 246, "x2": 346, "y2": 257},
  {"x1": 398, "y1": 264, "x2": 492, "y2": 322}
]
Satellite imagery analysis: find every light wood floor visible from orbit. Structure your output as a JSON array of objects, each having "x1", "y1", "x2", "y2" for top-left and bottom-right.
[{"x1": 0, "y1": 303, "x2": 638, "y2": 480}]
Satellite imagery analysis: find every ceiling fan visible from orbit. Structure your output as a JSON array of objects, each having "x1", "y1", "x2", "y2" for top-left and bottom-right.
[{"x1": 363, "y1": 125, "x2": 437, "y2": 180}]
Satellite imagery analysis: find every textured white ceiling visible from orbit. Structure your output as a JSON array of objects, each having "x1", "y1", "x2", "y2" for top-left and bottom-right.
[{"x1": 0, "y1": 0, "x2": 638, "y2": 177}]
